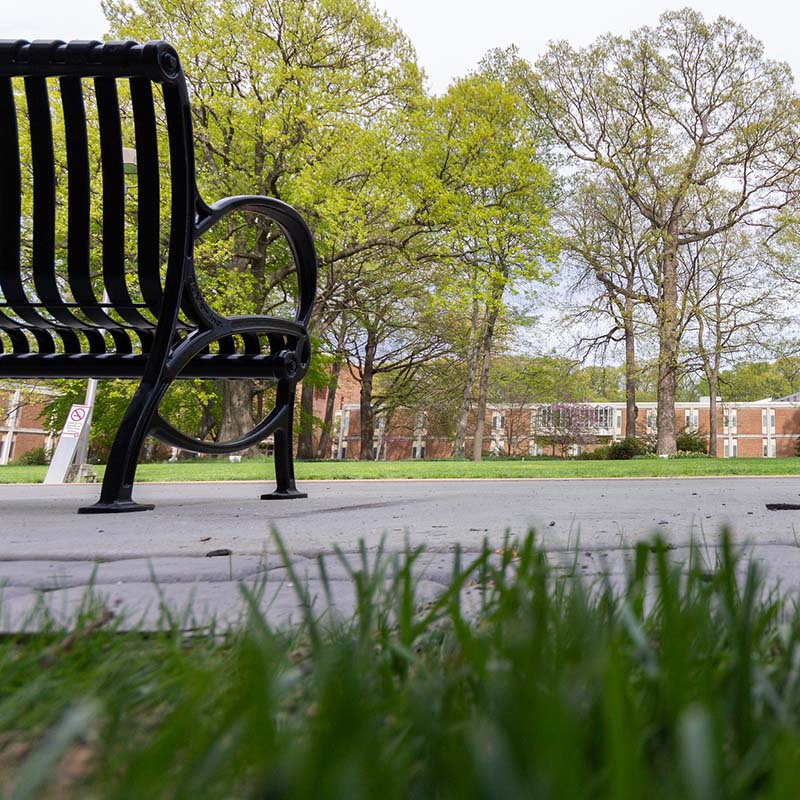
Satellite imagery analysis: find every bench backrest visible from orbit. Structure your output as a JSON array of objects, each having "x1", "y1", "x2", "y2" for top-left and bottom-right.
[{"x1": 0, "y1": 39, "x2": 195, "y2": 356}]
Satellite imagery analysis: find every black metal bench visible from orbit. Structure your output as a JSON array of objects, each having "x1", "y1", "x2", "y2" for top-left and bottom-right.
[{"x1": 0, "y1": 39, "x2": 316, "y2": 513}]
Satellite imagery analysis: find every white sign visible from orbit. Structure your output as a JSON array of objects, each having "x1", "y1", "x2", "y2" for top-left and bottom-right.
[
  {"x1": 61, "y1": 405, "x2": 90, "y2": 439},
  {"x1": 44, "y1": 404, "x2": 94, "y2": 484}
]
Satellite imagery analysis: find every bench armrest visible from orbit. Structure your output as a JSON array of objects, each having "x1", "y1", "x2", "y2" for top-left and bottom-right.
[{"x1": 195, "y1": 195, "x2": 316, "y2": 327}]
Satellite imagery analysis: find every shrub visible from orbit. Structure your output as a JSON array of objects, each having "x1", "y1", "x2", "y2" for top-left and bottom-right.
[
  {"x1": 607, "y1": 437, "x2": 646, "y2": 460},
  {"x1": 13, "y1": 445, "x2": 49, "y2": 466},
  {"x1": 676, "y1": 428, "x2": 708, "y2": 453},
  {"x1": 577, "y1": 446, "x2": 609, "y2": 460}
]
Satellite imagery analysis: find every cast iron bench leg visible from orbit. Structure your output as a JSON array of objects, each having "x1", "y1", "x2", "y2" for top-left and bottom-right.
[
  {"x1": 261, "y1": 379, "x2": 307, "y2": 500},
  {"x1": 77, "y1": 377, "x2": 166, "y2": 513}
]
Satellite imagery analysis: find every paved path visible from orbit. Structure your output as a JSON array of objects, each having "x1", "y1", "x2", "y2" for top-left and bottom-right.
[{"x1": 2, "y1": 477, "x2": 800, "y2": 630}]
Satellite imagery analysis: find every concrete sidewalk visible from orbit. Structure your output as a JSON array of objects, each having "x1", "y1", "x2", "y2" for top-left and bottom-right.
[{"x1": 2, "y1": 477, "x2": 800, "y2": 630}]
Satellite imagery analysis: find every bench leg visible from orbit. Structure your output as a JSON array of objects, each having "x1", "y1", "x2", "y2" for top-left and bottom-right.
[
  {"x1": 78, "y1": 377, "x2": 165, "y2": 514},
  {"x1": 261, "y1": 380, "x2": 307, "y2": 500}
]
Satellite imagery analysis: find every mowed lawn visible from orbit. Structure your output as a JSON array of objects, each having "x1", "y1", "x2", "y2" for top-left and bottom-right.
[
  {"x1": 4, "y1": 456, "x2": 800, "y2": 483},
  {"x1": 3, "y1": 533, "x2": 800, "y2": 797}
]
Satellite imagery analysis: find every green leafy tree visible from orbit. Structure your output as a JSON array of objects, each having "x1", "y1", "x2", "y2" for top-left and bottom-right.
[
  {"x1": 529, "y1": 9, "x2": 800, "y2": 454},
  {"x1": 699, "y1": 357, "x2": 800, "y2": 401},
  {"x1": 104, "y1": 0, "x2": 424, "y2": 448},
  {"x1": 423, "y1": 70, "x2": 557, "y2": 460},
  {"x1": 561, "y1": 175, "x2": 654, "y2": 437}
]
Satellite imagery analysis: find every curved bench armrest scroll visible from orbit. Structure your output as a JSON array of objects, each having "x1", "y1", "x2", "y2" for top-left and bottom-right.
[{"x1": 196, "y1": 195, "x2": 316, "y2": 328}]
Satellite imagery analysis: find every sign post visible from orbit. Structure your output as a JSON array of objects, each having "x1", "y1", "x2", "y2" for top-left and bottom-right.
[{"x1": 44, "y1": 404, "x2": 93, "y2": 484}]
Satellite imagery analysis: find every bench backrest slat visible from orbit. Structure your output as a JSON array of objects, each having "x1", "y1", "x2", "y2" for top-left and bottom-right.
[
  {"x1": 130, "y1": 77, "x2": 163, "y2": 318},
  {"x1": 95, "y1": 76, "x2": 155, "y2": 347},
  {"x1": 26, "y1": 75, "x2": 84, "y2": 354},
  {"x1": 0, "y1": 75, "x2": 59, "y2": 354},
  {"x1": 60, "y1": 75, "x2": 112, "y2": 353}
]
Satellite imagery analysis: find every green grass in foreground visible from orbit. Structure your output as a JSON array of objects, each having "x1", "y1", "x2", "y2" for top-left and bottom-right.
[
  {"x1": 2, "y1": 532, "x2": 800, "y2": 798},
  {"x1": 4, "y1": 455, "x2": 800, "y2": 484}
]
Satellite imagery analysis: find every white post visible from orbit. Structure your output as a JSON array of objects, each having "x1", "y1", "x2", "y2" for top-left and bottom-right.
[
  {"x1": 0, "y1": 388, "x2": 21, "y2": 466},
  {"x1": 72, "y1": 374, "x2": 98, "y2": 470},
  {"x1": 70, "y1": 288, "x2": 110, "y2": 480}
]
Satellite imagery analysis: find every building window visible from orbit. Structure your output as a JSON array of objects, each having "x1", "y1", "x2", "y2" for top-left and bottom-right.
[
  {"x1": 492, "y1": 413, "x2": 506, "y2": 430},
  {"x1": 616, "y1": 410, "x2": 622, "y2": 431},
  {"x1": 770, "y1": 410, "x2": 776, "y2": 433},
  {"x1": 763, "y1": 439, "x2": 769, "y2": 458},
  {"x1": 762, "y1": 410, "x2": 768, "y2": 434},
  {"x1": 597, "y1": 406, "x2": 612, "y2": 430},
  {"x1": 685, "y1": 409, "x2": 699, "y2": 429},
  {"x1": 646, "y1": 409, "x2": 657, "y2": 432},
  {"x1": 724, "y1": 440, "x2": 729, "y2": 458},
  {"x1": 340, "y1": 446, "x2": 347, "y2": 460}
]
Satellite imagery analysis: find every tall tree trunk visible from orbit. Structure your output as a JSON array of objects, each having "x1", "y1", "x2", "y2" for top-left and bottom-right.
[
  {"x1": 471, "y1": 310, "x2": 498, "y2": 462},
  {"x1": 707, "y1": 373, "x2": 718, "y2": 458},
  {"x1": 218, "y1": 380, "x2": 258, "y2": 455},
  {"x1": 316, "y1": 358, "x2": 342, "y2": 459},
  {"x1": 295, "y1": 308, "x2": 322, "y2": 460},
  {"x1": 656, "y1": 238, "x2": 680, "y2": 456},
  {"x1": 296, "y1": 381, "x2": 315, "y2": 459},
  {"x1": 359, "y1": 328, "x2": 377, "y2": 460},
  {"x1": 451, "y1": 296, "x2": 482, "y2": 457},
  {"x1": 623, "y1": 294, "x2": 637, "y2": 439}
]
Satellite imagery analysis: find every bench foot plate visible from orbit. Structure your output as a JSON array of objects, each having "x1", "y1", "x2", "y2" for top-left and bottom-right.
[
  {"x1": 260, "y1": 489, "x2": 308, "y2": 500},
  {"x1": 77, "y1": 501, "x2": 155, "y2": 514}
]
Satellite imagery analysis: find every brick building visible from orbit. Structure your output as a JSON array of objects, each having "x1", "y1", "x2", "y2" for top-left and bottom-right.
[
  {"x1": 0, "y1": 383, "x2": 59, "y2": 465},
  {"x1": 324, "y1": 395, "x2": 800, "y2": 460}
]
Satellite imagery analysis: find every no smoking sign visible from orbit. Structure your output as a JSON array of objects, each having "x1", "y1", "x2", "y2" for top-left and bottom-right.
[{"x1": 62, "y1": 405, "x2": 91, "y2": 439}]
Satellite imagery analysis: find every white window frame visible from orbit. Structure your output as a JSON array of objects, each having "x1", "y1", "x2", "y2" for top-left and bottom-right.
[{"x1": 597, "y1": 406, "x2": 612, "y2": 430}]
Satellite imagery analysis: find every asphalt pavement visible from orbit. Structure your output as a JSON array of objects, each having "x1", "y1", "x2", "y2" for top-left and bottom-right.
[{"x1": 2, "y1": 476, "x2": 800, "y2": 630}]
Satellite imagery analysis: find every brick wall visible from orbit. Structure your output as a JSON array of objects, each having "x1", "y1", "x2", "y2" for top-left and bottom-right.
[{"x1": 0, "y1": 384, "x2": 57, "y2": 464}]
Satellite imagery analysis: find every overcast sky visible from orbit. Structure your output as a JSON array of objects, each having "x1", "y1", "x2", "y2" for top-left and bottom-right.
[{"x1": 2, "y1": 0, "x2": 799, "y2": 93}]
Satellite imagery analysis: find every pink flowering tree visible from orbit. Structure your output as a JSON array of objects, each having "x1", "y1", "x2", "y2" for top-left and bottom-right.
[{"x1": 533, "y1": 402, "x2": 598, "y2": 458}]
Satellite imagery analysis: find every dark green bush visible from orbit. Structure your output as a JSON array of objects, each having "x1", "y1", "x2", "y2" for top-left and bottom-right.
[
  {"x1": 12, "y1": 446, "x2": 49, "y2": 466},
  {"x1": 607, "y1": 437, "x2": 646, "y2": 460},
  {"x1": 577, "y1": 446, "x2": 609, "y2": 460},
  {"x1": 676, "y1": 428, "x2": 708, "y2": 453}
]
